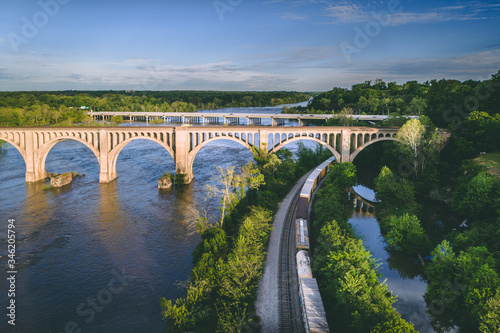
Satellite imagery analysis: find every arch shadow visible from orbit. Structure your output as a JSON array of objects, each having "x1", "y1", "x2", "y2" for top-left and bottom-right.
[{"x1": 350, "y1": 137, "x2": 398, "y2": 161}]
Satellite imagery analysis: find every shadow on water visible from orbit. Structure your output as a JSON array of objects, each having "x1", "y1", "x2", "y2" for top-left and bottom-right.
[{"x1": 349, "y1": 185, "x2": 435, "y2": 333}]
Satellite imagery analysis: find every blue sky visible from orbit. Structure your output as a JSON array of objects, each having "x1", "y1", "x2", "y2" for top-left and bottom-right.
[{"x1": 0, "y1": 0, "x2": 499, "y2": 91}]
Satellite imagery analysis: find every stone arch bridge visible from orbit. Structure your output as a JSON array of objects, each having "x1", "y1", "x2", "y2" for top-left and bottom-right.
[{"x1": 0, "y1": 126, "x2": 399, "y2": 183}]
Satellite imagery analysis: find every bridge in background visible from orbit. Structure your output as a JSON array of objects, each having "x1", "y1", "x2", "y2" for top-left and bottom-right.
[
  {"x1": 0, "y1": 126, "x2": 400, "y2": 183},
  {"x1": 88, "y1": 111, "x2": 418, "y2": 126}
]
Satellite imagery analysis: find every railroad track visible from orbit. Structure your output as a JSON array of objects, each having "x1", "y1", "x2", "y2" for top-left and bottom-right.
[{"x1": 278, "y1": 184, "x2": 303, "y2": 333}]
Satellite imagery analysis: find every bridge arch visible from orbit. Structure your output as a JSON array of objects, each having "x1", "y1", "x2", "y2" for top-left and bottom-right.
[
  {"x1": 187, "y1": 136, "x2": 254, "y2": 179},
  {"x1": 108, "y1": 137, "x2": 175, "y2": 181},
  {"x1": 36, "y1": 137, "x2": 101, "y2": 180},
  {"x1": 0, "y1": 137, "x2": 27, "y2": 166},
  {"x1": 350, "y1": 137, "x2": 398, "y2": 161},
  {"x1": 269, "y1": 136, "x2": 340, "y2": 162}
]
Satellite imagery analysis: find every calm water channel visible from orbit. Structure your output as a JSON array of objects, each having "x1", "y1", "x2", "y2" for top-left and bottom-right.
[{"x1": 1, "y1": 101, "x2": 434, "y2": 332}]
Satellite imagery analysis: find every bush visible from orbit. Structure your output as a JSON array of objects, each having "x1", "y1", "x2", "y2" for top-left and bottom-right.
[{"x1": 385, "y1": 214, "x2": 431, "y2": 254}]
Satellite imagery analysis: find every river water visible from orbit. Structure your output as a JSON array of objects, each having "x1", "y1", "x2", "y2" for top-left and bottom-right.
[{"x1": 349, "y1": 186, "x2": 435, "y2": 333}]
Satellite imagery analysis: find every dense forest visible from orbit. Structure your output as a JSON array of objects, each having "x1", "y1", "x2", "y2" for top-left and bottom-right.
[
  {"x1": 284, "y1": 70, "x2": 500, "y2": 128},
  {"x1": 348, "y1": 108, "x2": 500, "y2": 331},
  {"x1": 0, "y1": 90, "x2": 310, "y2": 127}
]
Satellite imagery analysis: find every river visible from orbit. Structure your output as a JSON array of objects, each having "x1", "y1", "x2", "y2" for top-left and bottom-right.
[
  {"x1": 0, "y1": 102, "x2": 310, "y2": 333},
  {"x1": 349, "y1": 185, "x2": 447, "y2": 333}
]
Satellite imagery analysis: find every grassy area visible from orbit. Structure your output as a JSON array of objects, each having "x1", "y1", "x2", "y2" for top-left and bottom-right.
[{"x1": 475, "y1": 152, "x2": 500, "y2": 178}]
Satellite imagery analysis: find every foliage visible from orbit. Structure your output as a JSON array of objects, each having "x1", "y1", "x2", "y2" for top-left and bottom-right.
[
  {"x1": 162, "y1": 142, "x2": 332, "y2": 332},
  {"x1": 397, "y1": 119, "x2": 426, "y2": 160},
  {"x1": 206, "y1": 162, "x2": 264, "y2": 227},
  {"x1": 290, "y1": 70, "x2": 500, "y2": 134},
  {"x1": 370, "y1": 316, "x2": 419, "y2": 333},
  {"x1": 110, "y1": 115, "x2": 123, "y2": 124},
  {"x1": 294, "y1": 141, "x2": 333, "y2": 176},
  {"x1": 312, "y1": 163, "x2": 416, "y2": 332},
  {"x1": 452, "y1": 171, "x2": 499, "y2": 220},
  {"x1": 385, "y1": 214, "x2": 431, "y2": 254},
  {"x1": 381, "y1": 115, "x2": 412, "y2": 127},
  {"x1": 162, "y1": 171, "x2": 187, "y2": 186},
  {"x1": 374, "y1": 166, "x2": 417, "y2": 218},
  {"x1": 425, "y1": 241, "x2": 500, "y2": 332},
  {"x1": 0, "y1": 91, "x2": 311, "y2": 127},
  {"x1": 328, "y1": 161, "x2": 357, "y2": 191},
  {"x1": 480, "y1": 288, "x2": 500, "y2": 333},
  {"x1": 161, "y1": 206, "x2": 272, "y2": 333},
  {"x1": 396, "y1": 118, "x2": 444, "y2": 179}
]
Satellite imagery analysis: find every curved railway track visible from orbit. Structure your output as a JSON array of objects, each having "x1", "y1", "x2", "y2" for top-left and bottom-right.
[{"x1": 278, "y1": 182, "x2": 304, "y2": 333}]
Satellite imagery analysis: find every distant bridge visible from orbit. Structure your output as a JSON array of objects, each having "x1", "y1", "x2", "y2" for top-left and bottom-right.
[
  {"x1": 0, "y1": 126, "x2": 400, "y2": 183},
  {"x1": 88, "y1": 111, "x2": 419, "y2": 126}
]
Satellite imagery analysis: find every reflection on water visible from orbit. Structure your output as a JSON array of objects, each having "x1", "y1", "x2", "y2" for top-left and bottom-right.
[{"x1": 349, "y1": 186, "x2": 434, "y2": 333}]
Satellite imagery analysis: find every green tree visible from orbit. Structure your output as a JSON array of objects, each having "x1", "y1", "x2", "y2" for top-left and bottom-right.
[
  {"x1": 425, "y1": 243, "x2": 500, "y2": 332},
  {"x1": 405, "y1": 97, "x2": 427, "y2": 115},
  {"x1": 385, "y1": 213, "x2": 431, "y2": 254},
  {"x1": 397, "y1": 119, "x2": 426, "y2": 175},
  {"x1": 374, "y1": 166, "x2": 417, "y2": 216},
  {"x1": 452, "y1": 171, "x2": 498, "y2": 220},
  {"x1": 480, "y1": 289, "x2": 500, "y2": 333},
  {"x1": 206, "y1": 162, "x2": 264, "y2": 227},
  {"x1": 338, "y1": 107, "x2": 356, "y2": 126}
]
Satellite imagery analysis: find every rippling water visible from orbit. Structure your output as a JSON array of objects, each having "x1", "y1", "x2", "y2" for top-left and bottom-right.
[{"x1": 0, "y1": 136, "x2": 255, "y2": 333}]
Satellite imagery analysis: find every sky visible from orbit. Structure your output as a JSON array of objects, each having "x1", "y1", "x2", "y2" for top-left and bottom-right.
[{"x1": 0, "y1": 0, "x2": 499, "y2": 91}]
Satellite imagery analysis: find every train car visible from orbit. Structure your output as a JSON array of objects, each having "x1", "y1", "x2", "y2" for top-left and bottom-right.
[
  {"x1": 300, "y1": 278, "x2": 330, "y2": 333},
  {"x1": 296, "y1": 218, "x2": 310, "y2": 251},
  {"x1": 295, "y1": 157, "x2": 334, "y2": 333},
  {"x1": 296, "y1": 250, "x2": 313, "y2": 279},
  {"x1": 296, "y1": 196, "x2": 309, "y2": 220},
  {"x1": 297, "y1": 157, "x2": 336, "y2": 220}
]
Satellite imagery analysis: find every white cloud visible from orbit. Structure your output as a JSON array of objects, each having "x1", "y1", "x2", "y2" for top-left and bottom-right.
[
  {"x1": 323, "y1": 1, "x2": 497, "y2": 25},
  {"x1": 119, "y1": 58, "x2": 152, "y2": 67},
  {"x1": 280, "y1": 12, "x2": 308, "y2": 20},
  {"x1": 341, "y1": 49, "x2": 500, "y2": 82}
]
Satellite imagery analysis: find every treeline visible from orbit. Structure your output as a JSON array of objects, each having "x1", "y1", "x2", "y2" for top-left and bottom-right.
[
  {"x1": 285, "y1": 70, "x2": 500, "y2": 128},
  {"x1": 0, "y1": 90, "x2": 310, "y2": 127},
  {"x1": 0, "y1": 90, "x2": 310, "y2": 112},
  {"x1": 311, "y1": 162, "x2": 417, "y2": 332},
  {"x1": 160, "y1": 144, "x2": 332, "y2": 332},
  {"x1": 0, "y1": 105, "x2": 90, "y2": 127}
]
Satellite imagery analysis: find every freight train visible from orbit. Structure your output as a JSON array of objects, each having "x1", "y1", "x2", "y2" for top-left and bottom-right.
[{"x1": 295, "y1": 156, "x2": 335, "y2": 333}]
